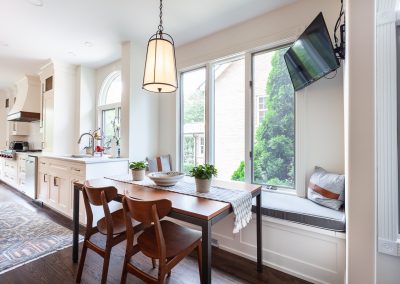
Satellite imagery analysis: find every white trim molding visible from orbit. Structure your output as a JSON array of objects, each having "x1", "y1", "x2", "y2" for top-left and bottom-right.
[{"x1": 376, "y1": 0, "x2": 400, "y2": 256}]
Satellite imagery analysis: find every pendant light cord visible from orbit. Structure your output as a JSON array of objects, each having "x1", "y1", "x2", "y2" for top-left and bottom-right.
[{"x1": 158, "y1": 0, "x2": 164, "y2": 34}]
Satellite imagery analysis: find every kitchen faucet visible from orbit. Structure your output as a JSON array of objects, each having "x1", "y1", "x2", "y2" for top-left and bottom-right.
[{"x1": 77, "y1": 132, "x2": 94, "y2": 156}]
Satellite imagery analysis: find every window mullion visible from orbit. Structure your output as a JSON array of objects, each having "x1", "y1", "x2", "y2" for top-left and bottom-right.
[
  {"x1": 244, "y1": 52, "x2": 252, "y2": 184},
  {"x1": 205, "y1": 63, "x2": 214, "y2": 165}
]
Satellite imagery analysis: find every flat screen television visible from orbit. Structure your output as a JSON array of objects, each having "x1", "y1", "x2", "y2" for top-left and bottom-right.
[{"x1": 284, "y1": 12, "x2": 340, "y2": 91}]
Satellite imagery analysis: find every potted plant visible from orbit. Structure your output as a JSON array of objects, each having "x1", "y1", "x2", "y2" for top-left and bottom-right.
[
  {"x1": 189, "y1": 164, "x2": 217, "y2": 193},
  {"x1": 129, "y1": 161, "x2": 147, "y2": 181}
]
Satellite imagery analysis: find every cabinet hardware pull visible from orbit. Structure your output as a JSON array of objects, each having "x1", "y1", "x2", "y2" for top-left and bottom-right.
[
  {"x1": 54, "y1": 177, "x2": 58, "y2": 187},
  {"x1": 43, "y1": 174, "x2": 47, "y2": 182},
  {"x1": 73, "y1": 168, "x2": 80, "y2": 172}
]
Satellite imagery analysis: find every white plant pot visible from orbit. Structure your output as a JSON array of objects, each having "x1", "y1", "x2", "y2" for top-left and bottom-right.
[
  {"x1": 195, "y1": 178, "x2": 212, "y2": 193},
  {"x1": 131, "y1": 169, "x2": 145, "y2": 181}
]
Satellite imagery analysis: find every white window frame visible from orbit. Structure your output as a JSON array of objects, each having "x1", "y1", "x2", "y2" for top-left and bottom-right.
[
  {"x1": 179, "y1": 43, "x2": 306, "y2": 197},
  {"x1": 179, "y1": 66, "x2": 208, "y2": 173},
  {"x1": 97, "y1": 71, "x2": 122, "y2": 145}
]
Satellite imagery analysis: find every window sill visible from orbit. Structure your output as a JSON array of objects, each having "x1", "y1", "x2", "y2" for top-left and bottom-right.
[{"x1": 261, "y1": 186, "x2": 296, "y2": 196}]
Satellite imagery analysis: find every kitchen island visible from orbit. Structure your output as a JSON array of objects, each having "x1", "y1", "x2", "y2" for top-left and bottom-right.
[{"x1": 37, "y1": 155, "x2": 128, "y2": 223}]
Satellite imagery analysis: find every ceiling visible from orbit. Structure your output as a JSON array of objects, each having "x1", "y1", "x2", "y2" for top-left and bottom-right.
[{"x1": 0, "y1": 0, "x2": 296, "y2": 89}]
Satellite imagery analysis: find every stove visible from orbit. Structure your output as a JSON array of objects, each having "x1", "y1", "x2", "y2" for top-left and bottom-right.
[
  {"x1": 0, "y1": 149, "x2": 42, "y2": 159},
  {"x1": 0, "y1": 150, "x2": 16, "y2": 159}
]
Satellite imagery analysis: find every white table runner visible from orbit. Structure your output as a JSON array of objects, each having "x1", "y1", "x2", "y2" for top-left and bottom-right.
[{"x1": 105, "y1": 175, "x2": 253, "y2": 233}]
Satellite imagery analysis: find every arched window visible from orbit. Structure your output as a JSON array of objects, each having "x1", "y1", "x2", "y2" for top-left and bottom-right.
[{"x1": 98, "y1": 71, "x2": 122, "y2": 147}]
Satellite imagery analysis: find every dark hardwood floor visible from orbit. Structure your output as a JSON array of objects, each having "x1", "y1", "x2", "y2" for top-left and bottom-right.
[{"x1": 0, "y1": 184, "x2": 310, "y2": 284}]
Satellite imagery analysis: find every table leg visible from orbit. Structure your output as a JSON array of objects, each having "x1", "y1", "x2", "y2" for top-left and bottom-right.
[
  {"x1": 201, "y1": 221, "x2": 212, "y2": 284},
  {"x1": 72, "y1": 185, "x2": 79, "y2": 263},
  {"x1": 256, "y1": 193, "x2": 262, "y2": 272}
]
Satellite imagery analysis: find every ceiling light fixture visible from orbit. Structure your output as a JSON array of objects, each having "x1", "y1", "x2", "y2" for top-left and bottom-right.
[
  {"x1": 143, "y1": 0, "x2": 177, "y2": 93},
  {"x1": 26, "y1": 0, "x2": 44, "y2": 7}
]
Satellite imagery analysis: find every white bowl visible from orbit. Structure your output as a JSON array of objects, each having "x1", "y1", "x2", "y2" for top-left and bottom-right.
[{"x1": 147, "y1": 171, "x2": 185, "y2": 186}]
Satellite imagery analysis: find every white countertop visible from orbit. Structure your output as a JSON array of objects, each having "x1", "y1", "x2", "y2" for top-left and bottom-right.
[{"x1": 37, "y1": 154, "x2": 129, "y2": 164}]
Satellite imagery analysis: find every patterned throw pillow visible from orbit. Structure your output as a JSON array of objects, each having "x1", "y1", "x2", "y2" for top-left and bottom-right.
[{"x1": 307, "y1": 166, "x2": 345, "y2": 210}]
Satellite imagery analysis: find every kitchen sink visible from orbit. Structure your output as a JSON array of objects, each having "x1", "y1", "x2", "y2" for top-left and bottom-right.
[{"x1": 65, "y1": 154, "x2": 94, "y2": 158}]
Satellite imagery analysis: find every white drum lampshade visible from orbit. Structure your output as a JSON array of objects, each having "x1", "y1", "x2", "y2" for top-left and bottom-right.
[
  {"x1": 143, "y1": 35, "x2": 177, "y2": 93},
  {"x1": 142, "y1": 0, "x2": 177, "y2": 93}
]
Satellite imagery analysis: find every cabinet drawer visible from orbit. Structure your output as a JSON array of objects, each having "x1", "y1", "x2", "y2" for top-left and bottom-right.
[
  {"x1": 18, "y1": 154, "x2": 28, "y2": 164},
  {"x1": 69, "y1": 163, "x2": 85, "y2": 177},
  {"x1": 5, "y1": 161, "x2": 17, "y2": 169},
  {"x1": 38, "y1": 158, "x2": 50, "y2": 172}
]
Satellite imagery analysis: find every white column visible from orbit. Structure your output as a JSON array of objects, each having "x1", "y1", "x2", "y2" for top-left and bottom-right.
[
  {"x1": 121, "y1": 41, "x2": 160, "y2": 161},
  {"x1": 345, "y1": 0, "x2": 376, "y2": 283},
  {"x1": 376, "y1": 0, "x2": 399, "y2": 256}
]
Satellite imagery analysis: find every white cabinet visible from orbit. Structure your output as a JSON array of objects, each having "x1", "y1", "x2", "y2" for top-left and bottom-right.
[
  {"x1": 3, "y1": 160, "x2": 18, "y2": 188},
  {"x1": 38, "y1": 170, "x2": 50, "y2": 201},
  {"x1": 70, "y1": 175, "x2": 86, "y2": 224},
  {"x1": 37, "y1": 157, "x2": 128, "y2": 225},
  {"x1": 41, "y1": 91, "x2": 54, "y2": 152},
  {"x1": 11, "y1": 122, "x2": 30, "y2": 136},
  {"x1": 17, "y1": 154, "x2": 27, "y2": 191},
  {"x1": 39, "y1": 61, "x2": 76, "y2": 154},
  {"x1": 0, "y1": 154, "x2": 28, "y2": 192},
  {"x1": 0, "y1": 158, "x2": 4, "y2": 179}
]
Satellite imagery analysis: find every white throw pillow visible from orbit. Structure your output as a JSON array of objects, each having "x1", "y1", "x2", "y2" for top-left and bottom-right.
[{"x1": 307, "y1": 166, "x2": 345, "y2": 210}]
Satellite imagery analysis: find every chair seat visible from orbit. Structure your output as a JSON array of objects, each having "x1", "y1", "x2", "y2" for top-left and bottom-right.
[
  {"x1": 138, "y1": 220, "x2": 201, "y2": 259},
  {"x1": 97, "y1": 209, "x2": 138, "y2": 235}
]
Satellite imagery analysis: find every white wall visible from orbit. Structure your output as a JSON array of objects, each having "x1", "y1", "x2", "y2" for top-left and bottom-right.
[
  {"x1": 0, "y1": 91, "x2": 6, "y2": 149},
  {"x1": 344, "y1": 0, "x2": 375, "y2": 283},
  {"x1": 76, "y1": 66, "x2": 96, "y2": 153}
]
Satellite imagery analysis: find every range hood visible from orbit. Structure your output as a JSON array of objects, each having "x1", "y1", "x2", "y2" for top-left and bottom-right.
[{"x1": 8, "y1": 75, "x2": 41, "y2": 122}]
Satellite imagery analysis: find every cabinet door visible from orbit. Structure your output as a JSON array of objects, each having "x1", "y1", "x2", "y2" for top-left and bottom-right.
[
  {"x1": 70, "y1": 176, "x2": 86, "y2": 224},
  {"x1": 54, "y1": 175, "x2": 70, "y2": 215},
  {"x1": 48, "y1": 175, "x2": 58, "y2": 207},
  {"x1": 38, "y1": 171, "x2": 49, "y2": 202},
  {"x1": 42, "y1": 91, "x2": 54, "y2": 151}
]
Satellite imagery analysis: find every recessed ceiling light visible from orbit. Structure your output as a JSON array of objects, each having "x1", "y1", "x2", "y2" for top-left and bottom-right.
[
  {"x1": 26, "y1": 0, "x2": 44, "y2": 7},
  {"x1": 84, "y1": 41, "x2": 93, "y2": 47},
  {"x1": 67, "y1": 51, "x2": 76, "y2": 57}
]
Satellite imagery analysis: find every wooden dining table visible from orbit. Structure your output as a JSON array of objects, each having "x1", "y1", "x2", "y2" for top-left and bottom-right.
[{"x1": 72, "y1": 178, "x2": 263, "y2": 284}]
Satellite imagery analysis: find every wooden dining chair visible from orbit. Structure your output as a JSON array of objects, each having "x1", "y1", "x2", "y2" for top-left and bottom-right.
[
  {"x1": 146, "y1": 154, "x2": 172, "y2": 172},
  {"x1": 121, "y1": 196, "x2": 203, "y2": 284},
  {"x1": 76, "y1": 183, "x2": 145, "y2": 284}
]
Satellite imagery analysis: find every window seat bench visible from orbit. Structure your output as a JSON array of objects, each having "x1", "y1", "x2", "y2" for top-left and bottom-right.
[{"x1": 252, "y1": 191, "x2": 346, "y2": 232}]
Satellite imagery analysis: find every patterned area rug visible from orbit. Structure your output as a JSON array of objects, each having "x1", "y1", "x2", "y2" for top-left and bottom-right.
[{"x1": 0, "y1": 202, "x2": 77, "y2": 274}]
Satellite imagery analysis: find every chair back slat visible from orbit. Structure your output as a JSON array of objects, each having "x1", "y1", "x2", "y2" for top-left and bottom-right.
[
  {"x1": 84, "y1": 184, "x2": 118, "y2": 206},
  {"x1": 124, "y1": 197, "x2": 171, "y2": 224}
]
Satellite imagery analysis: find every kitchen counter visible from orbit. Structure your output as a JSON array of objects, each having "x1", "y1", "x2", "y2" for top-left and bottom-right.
[{"x1": 39, "y1": 154, "x2": 129, "y2": 164}]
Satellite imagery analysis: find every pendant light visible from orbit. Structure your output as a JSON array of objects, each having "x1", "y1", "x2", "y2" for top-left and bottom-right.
[{"x1": 143, "y1": 0, "x2": 177, "y2": 93}]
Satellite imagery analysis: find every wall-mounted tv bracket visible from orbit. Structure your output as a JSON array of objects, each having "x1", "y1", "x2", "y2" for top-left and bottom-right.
[{"x1": 334, "y1": 0, "x2": 345, "y2": 60}]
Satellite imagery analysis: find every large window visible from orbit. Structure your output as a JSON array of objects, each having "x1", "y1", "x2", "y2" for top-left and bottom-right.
[
  {"x1": 98, "y1": 71, "x2": 122, "y2": 147},
  {"x1": 213, "y1": 58, "x2": 246, "y2": 181},
  {"x1": 181, "y1": 68, "x2": 206, "y2": 174},
  {"x1": 180, "y1": 45, "x2": 295, "y2": 191},
  {"x1": 252, "y1": 48, "x2": 295, "y2": 189}
]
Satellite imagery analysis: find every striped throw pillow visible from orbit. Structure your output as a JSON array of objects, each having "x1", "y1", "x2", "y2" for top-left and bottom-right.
[{"x1": 307, "y1": 166, "x2": 345, "y2": 210}]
